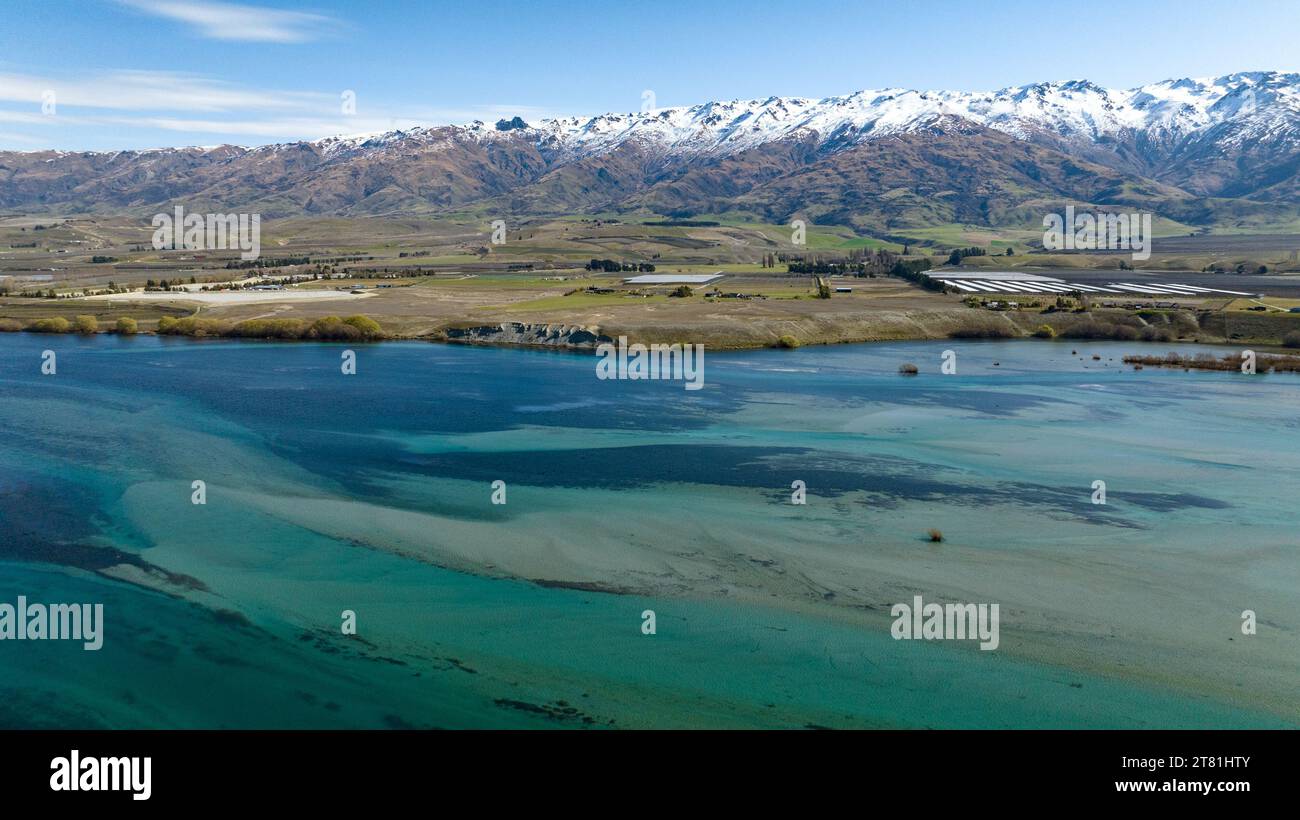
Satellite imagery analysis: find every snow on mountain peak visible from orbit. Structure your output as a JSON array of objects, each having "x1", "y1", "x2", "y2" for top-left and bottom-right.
[
  {"x1": 417, "y1": 71, "x2": 1299, "y2": 164},
  {"x1": 252, "y1": 71, "x2": 1300, "y2": 172}
]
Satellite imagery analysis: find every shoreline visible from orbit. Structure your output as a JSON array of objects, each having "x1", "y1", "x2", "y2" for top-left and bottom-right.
[
  {"x1": 9, "y1": 268, "x2": 1300, "y2": 351},
  {"x1": 8, "y1": 321, "x2": 1300, "y2": 356}
]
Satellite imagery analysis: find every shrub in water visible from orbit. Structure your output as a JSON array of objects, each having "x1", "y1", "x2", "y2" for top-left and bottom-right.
[
  {"x1": 308, "y1": 316, "x2": 363, "y2": 340},
  {"x1": 231, "y1": 318, "x2": 309, "y2": 339},
  {"x1": 156, "y1": 316, "x2": 229, "y2": 336},
  {"x1": 342, "y1": 315, "x2": 384, "y2": 339},
  {"x1": 27, "y1": 317, "x2": 71, "y2": 333}
]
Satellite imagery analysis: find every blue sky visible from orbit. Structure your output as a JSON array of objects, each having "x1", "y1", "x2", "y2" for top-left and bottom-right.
[{"x1": 2, "y1": 0, "x2": 1298, "y2": 151}]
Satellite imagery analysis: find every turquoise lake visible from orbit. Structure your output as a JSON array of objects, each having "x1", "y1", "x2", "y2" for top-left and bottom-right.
[{"x1": 0, "y1": 333, "x2": 1296, "y2": 728}]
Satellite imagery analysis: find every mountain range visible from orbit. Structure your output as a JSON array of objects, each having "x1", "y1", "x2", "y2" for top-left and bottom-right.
[{"x1": 4, "y1": 71, "x2": 1300, "y2": 234}]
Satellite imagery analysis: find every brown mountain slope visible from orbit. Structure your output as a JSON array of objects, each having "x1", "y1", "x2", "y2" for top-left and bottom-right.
[
  {"x1": 1, "y1": 118, "x2": 1290, "y2": 230},
  {"x1": 629, "y1": 119, "x2": 1214, "y2": 229}
]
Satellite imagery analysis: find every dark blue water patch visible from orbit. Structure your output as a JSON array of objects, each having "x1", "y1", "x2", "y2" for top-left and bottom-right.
[
  {"x1": 257, "y1": 427, "x2": 439, "y2": 500},
  {"x1": 0, "y1": 377, "x2": 167, "y2": 417},
  {"x1": 0, "y1": 474, "x2": 104, "y2": 545},
  {"x1": 371, "y1": 443, "x2": 1204, "y2": 528},
  {"x1": 849, "y1": 482, "x2": 1203, "y2": 529},
  {"x1": 0, "y1": 532, "x2": 206, "y2": 590},
  {"x1": 0, "y1": 474, "x2": 203, "y2": 585},
  {"x1": 385, "y1": 444, "x2": 941, "y2": 495},
  {"x1": 254, "y1": 432, "x2": 929, "y2": 504},
  {"x1": 1, "y1": 336, "x2": 746, "y2": 437},
  {"x1": 0, "y1": 337, "x2": 1236, "y2": 533}
]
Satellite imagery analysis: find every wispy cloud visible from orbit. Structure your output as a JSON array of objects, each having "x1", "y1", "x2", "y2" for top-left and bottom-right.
[
  {"x1": 121, "y1": 105, "x2": 555, "y2": 139},
  {"x1": 0, "y1": 109, "x2": 58, "y2": 125},
  {"x1": 0, "y1": 70, "x2": 329, "y2": 112},
  {"x1": 0, "y1": 130, "x2": 42, "y2": 145},
  {"x1": 117, "y1": 0, "x2": 340, "y2": 43},
  {"x1": 0, "y1": 68, "x2": 556, "y2": 150},
  {"x1": 111, "y1": 114, "x2": 427, "y2": 139}
]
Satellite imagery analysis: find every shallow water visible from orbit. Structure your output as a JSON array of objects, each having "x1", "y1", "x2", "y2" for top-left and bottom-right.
[{"x1": 0, "y1": 334, "x2": 1295, "y2": 728}]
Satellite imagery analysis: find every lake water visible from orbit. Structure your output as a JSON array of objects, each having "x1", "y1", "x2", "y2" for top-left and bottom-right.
[{"x1": 1, "y1": 333, "x2": 1296, "y2": 728}]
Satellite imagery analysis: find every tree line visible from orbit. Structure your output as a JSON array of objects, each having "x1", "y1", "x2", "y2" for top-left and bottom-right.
[{"x1": 584, "y1": 259, "x2": 656, "y2": 272}]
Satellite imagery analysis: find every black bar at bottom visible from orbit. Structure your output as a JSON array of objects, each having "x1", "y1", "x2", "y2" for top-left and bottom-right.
[{"x1": 4, "y1": 729, "x2": 1287, "y2": 807}]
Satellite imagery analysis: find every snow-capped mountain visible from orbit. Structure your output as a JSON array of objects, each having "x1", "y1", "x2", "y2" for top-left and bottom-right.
[
  {"x1": 3, "y1": 72, "x2": 1300, "y2": 228},
  {"x1": 304, "y1": 72, "x2": 1299, "y2": 163}
]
